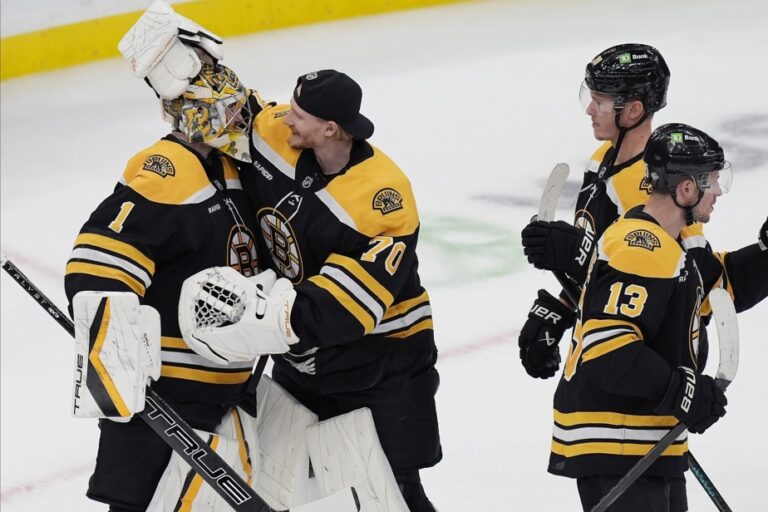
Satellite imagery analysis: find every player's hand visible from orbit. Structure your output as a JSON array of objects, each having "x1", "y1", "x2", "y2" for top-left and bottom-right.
[
  {"x1": 521, "y1": 220, "x2": 591, "y2": 283},
  {"x1": 518, "y1": 289, "x2": 575, "y2": 379},
  {"x1": 656, "y1": 367, "x2": 727, "y2": 434}
]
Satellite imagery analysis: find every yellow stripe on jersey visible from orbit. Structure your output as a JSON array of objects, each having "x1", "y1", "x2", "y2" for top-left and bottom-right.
[
  {"x1": 324, "y1": 147, "x2": 420, "y2": 238},
  {"x1": 383, "y1": 291, "x2": 430, "y2": 320},
  {"x1": 601, "y1": 218, "x2": 685, "y2": 278},
  {"x1": 160, "y1": 366, "x2": 252, "y2": 384},
  {"x1": 309, "y1": 275, "x2": 375, "y2": 333},
  {"x1": 589, "y1": 141, "x2": 612, "y2": 165},
  {"x1": 582, "y1": 333, "x2": 640, "y2": 362},
  {"x1": 232, "y1": 408, "x2": 253, "y2": 486},
  {"x1": 161, "y1": 336, "x2": 189, "y2": 349},
  {"x1": 582, "y1": 318, "x2": 643, "y2": 339},
  {"x1": 178, "y1": 435, "x2": 219, "y2": 511},
  {"x1": 607, "y1": 160, "x2": 650, "y2": 214},
  {"x1": 89, "y1": 298, "x2": 131, "y2": 417},
  {"x1": 551, "y1": 440, "x2": 687, "y2": 458},
  {"x1": 66, "y1": 261, "x2": 146, "y2": 296},
  {"x1": 122, "y1": 140, "x2": 215, "y2": 205},
  {"x1": 384, "y1": 318, "x2": 434, "y2": 339},
  {"x1": 326, "y1": 253, "x2": 394, "y2": 308},
  {"x1": 554, "y1": 409, "x2": 679, "y2": 428},
  {"x1": 73, "y1": 233, "x2": 155, "y2": 275}
]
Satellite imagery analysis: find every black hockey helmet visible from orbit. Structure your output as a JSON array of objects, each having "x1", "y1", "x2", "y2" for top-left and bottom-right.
[
  {"x1": 644, "y1": 123, "x2": 730, "y2": 194},
  {"x1": 584, "y1": 43, "x2": 670, "y2": 113}
]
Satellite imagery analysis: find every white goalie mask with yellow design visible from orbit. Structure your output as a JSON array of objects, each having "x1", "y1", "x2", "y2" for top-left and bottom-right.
[{"x1": 162, "y1": 63, "x2": 252, "y2": 162}]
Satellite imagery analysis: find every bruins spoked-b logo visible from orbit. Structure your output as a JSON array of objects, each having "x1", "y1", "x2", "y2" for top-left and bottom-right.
[
  {"x1": 227, "y1": 225, "x2": 259, "y2": 277},
  {"x1": 624, "y1": 229, "x2": 661, "y2": 251},
  {"x1": 258, "y1": 208, "x2": 303, "y2": 283},
  {"x1": 372, "y1": 188, "x2": 403, "y2": 214},
  {"x1": 142, "y1": 155, "x2": 175, "y2": 178}
]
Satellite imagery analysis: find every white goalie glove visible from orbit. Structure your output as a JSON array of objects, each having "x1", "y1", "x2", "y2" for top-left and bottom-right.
[
  {"x1": 72, "y1": 291, "x2": 161, "y2": 421},
  {"x1": 118, "y1": 0, "x2": 223, "y2": 99},
  {"x1": 179, "y1": 267, "x2": 299, "y2": 365}
]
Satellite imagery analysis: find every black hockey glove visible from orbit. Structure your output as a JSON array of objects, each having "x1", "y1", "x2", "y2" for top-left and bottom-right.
[
  {"x1": 518, "y1": 289, "x2": 575, "y2": 379},
  {"x1": 758, "y1": 216, "x2": 768, "y2": 252},
  {"x1": 521, "y1": 220, "x2": 592, "y2": 284},
  {"x1": 656, "y1": 367, "x2": 727, "y2": 434}
]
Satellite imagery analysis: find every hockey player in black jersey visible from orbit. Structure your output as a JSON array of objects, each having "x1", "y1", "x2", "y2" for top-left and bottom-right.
[
  {"x1": 549, "y1": 124, "x2": 765, "y2": 512},
  {"x1": 64, "y1": 5, "x2": 266, "y2": 510},
  {"x1": 518, "y1": 43, "x2": 768, "y2": 379},
  {"x1": 178, "y1": 69, "x2": 441, "y2": 511}
]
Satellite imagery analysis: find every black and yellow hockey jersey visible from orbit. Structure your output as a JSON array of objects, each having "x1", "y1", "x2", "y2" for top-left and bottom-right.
[
  {"x1": 578, "y1": 142, "x2": 767, "y2": 313},
  {"x1": 549, "y1": 206, "x2": 764, "y2": 479},
  {"x1": 239, "y1": 103, "x2": 435, "y2": 392},
  {"x1": 65, "y1": 135, "x2": 261, "y2": 430}
]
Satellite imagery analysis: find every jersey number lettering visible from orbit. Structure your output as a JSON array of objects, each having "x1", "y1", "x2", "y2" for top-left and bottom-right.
[
  {"x1": 361, "y1": 236, "x2": 406, "y2": 275},
  {"x1": 108, "y1": 202, "x2": 135, "y2": 234},
  {"x1": 603, "y1": 282, "x2": 648, "y2": 318}
]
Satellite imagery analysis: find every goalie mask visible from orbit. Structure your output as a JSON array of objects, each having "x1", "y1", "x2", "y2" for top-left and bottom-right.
[{"x1": 162, "y1": 63, "x2": 253, "y2": 162}]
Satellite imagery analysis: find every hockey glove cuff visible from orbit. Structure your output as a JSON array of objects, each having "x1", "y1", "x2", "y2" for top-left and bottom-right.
[
  {"x1": 518, "y1": 289, "x2": 576, "y2": 379},
  {"x1": 521, "y1": 220, "x2": 593, "y2": 284},
  {"x1": 656, "y1": 367, "x2": 727, "y2": 434}
]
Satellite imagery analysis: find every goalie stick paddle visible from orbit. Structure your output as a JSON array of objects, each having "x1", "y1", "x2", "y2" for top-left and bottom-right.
[
  {"x1": 0, "y1": 255, "x2": 360, "y2": 512},
  {"x1": 534, "y1": 163, "x2": 581, "y2": 308},
  {"x1": 590, "y1": 288, "x2": 738, "y2": 512}
]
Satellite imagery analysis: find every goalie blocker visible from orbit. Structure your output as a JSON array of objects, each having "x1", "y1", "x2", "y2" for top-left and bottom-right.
[{"x1": 72, "y1": 291, "x2": 161, "y2": 420}]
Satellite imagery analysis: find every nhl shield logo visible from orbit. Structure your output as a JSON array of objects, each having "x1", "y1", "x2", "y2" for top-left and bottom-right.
[
  {"x1": 372, "y1": 188, "x2": 403, "y2": 214},
  {"x1": 624, "y1": 229, "x2": 661, "y2": 251},
  {"x1": 142, "y1": 155, "x2": 176, "y2": 178}
]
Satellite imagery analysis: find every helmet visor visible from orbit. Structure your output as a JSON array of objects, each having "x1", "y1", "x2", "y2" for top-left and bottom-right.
[
  {"x1": 579, "y1": 81, "x2": 615, "y2": 115},
  {"x1": 695, "y1": 161, "x2": 733, "y2": 195}
]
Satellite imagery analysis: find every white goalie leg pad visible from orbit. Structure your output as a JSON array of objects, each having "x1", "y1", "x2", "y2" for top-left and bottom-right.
[
  {"x1": 253, "y1": 375, "x2": 320, "y2": 509},
  {"x1": 147, "y1": 406, "x2": 260, "y2": 512},
  {"x1": 72, "y1": 291, "x2": 161, "y2": 421},
  {"x1": 305, "y1": 408, "x2": 409, "y2": 512},
  {"x1": 118, "y1": 0, "x2": 223, "y2": 99}
]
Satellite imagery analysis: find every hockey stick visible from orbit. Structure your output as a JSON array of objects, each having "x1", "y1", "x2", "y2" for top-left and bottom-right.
[
  {"x1": 0, "y1": 255, "x2": 360, "y2": 512},
  {"x1": 536, "y1": 164, "x2": 733, "y2": 508},
  {"x1": 590, "y1": 288, "x2": 738, "y2": 512},
  {"x1": 533, "y1": 163, "x2": 582, "y2": 307}
]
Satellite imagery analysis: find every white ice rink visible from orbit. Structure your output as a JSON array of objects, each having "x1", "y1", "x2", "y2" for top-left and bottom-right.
[{"x1": 2, "y1": 0, "x2": 767, "y2": 509}]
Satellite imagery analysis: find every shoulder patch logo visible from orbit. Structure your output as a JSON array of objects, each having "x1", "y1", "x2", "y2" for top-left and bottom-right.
[
  {"x1": 372, "y1": 188, "x2": 403, "y2": 214},
  {"x1": 624, "y1": 229, "x2": 661, "y2": 251},
  {"x1": 142, "y1": 154, "x2": 175, "y2": 178}
]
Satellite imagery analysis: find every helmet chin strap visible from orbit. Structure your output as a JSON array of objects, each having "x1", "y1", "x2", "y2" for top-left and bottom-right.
[
  {"x1": 609, "y1": 110, "x2": 650, "y2": 168},
  {"x1": 671, "y1": 183, "x2": 705, "y2": 226}
]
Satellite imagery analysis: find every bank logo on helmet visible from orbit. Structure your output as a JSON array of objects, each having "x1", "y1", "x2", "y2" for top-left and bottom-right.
[
  {"x1": 258, "y1": 208, "x2": 303, "y2": 283},
  {"x1": 227, "y1": 225, "x2": 259, "y2": 277}
]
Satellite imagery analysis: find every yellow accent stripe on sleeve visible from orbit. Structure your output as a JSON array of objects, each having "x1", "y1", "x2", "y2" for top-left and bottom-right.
[
  {"x1": 74, "y1": 233, "x2": 155, "y2": 275},
  {"x1": 326, "y1": 253, "x2": 395, "y2": 308},
  {"x1": 89, "y1": 299, "x2": 131, "y2": 417},
  {"x1": 161, "y1": 336, "x2": 189, "y2": 349},
  {"x1": 581, "y1": 333, "x2": 640, "y2": 363},
  {"x1": 160, "y1": 366, "x2": 252, "y2": 384},
  {"x1": 582, "y1": 318, "x2": 642, "y2": 339},
  {"x1": 551, "y1": 440, "x2": 687, "y2": 458},
  {"x1": 383, "y1": 291, "x2": 430, "y2": 320},
  {"x1": 554, "y1": 410, "x2": 679, "y2": 428},
  {"x1": 384, "y1": 318, "x2": 434, "y2": 339},
  {"x1": 232, "y1": 408, "x2": 253, "y2": 486},
  {"x1": 309, "y1": 275, "x2": 375, "y2": 333},
  {"x1": 66, "y1": 261, "x2": 146, "y2": 296},
  {"x1": 178, "y1": 435, "x2": 219, "y2": 511}
]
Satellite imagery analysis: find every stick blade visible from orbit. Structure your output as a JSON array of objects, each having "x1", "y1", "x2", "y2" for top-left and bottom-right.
[
  {"x1": 537, "y1": 163, "x2": 570, "y2": 222},
  {"x1": 708, "y1": 288, "x2": 739, "y2": 387}
]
